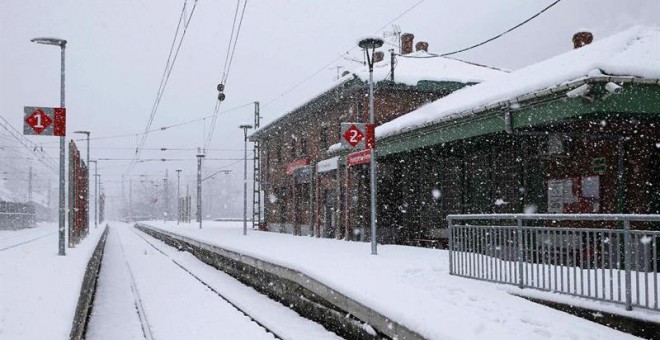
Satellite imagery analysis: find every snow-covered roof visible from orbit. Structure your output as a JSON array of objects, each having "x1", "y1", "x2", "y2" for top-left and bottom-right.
[
  {"x1": 251, "y1": 50, "x2": 506, "y2": 139},
  {"x1": 250, "y1": 75, "x2": 357, "y2": 139},
  {"x1": 354, "y1": 50, "x2": 507, "y2": 86},
  {"x1": 377, "y1": 26, "x2": 660, "y2": 140}
]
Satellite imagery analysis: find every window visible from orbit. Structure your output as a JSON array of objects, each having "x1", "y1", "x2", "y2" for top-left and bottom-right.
[{"x1": 320, "y1": 129, "x2": 327, "y2": 150}]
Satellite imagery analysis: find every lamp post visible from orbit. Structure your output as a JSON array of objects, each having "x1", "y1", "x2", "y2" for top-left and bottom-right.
[
  {"x1": 90, "y1": 160, "x2": 98, "y2": 229},
  {"x1": 176, "y1": 169, "x2": 182, "y2": 225},
  {"x1": 31, "y1": 37, "x2": 67, "y2": 256},
  {"x1": 74, "y1": 130, "x2": 90, "y2": 235},
  {"x1": 358, "y1": 36, "x2": 384, "y2": 255},
  {"x1": 239, "y1": 124, "x2": 253, "y2": 236}
]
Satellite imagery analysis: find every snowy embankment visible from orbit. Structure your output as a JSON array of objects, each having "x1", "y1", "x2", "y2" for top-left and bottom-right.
[
  {"x1": 144, "y1": 221, "x2": 645, "y2": 340},
  {"x1": 0, "y1": 222, "x2": 106, "y2": 339}
]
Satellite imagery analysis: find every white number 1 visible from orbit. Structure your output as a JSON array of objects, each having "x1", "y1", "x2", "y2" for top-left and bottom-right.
[{"x1": 35, "y1": 113, "x2": 43, "y2": 128}]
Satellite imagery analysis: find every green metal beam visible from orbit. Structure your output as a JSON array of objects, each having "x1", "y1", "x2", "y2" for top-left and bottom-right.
[{"x1": 379, "y1": 84, "x2": 660, "y2": 157}]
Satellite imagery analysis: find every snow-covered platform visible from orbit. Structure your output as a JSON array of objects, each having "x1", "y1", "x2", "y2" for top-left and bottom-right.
[
  {"x1": 140, "y1": 220, "x2": 652, "y2": 340},
  {"x1": 0, "y1": 222, "x2": 106, "y2": 339}
]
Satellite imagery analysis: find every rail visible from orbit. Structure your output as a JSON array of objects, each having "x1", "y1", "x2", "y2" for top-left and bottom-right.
[{"x1": 447, "y1": 214, "x2": 660, "y2": 312}]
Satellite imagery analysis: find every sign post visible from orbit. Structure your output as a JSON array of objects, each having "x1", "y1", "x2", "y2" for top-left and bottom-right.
[{"x1": 24, "y1": 106, "x2": 66, "y2": 255}]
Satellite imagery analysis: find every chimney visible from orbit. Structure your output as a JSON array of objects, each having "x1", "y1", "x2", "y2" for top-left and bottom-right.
[
  {"x1": 373, "y1": 51, "x2": 384, "y2": 63},
  {"x1": 572, "y1": 31, "x2": 593, "y2": 49},
  {"x1": 401, "y1": 33, "x2": 414, "y2": 55},
  {"x1": 415, "y1": 41, "x2": 429, "y2": 52}
]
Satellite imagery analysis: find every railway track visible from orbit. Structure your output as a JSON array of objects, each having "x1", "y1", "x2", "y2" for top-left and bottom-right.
[
  {"x1": 129, "y1": 228, "x2": 285, "y2": 340},
  {"x1": 116, "y1": 230, "x2": 155, "y2": 340},
  {"x1": 97, "y1": 226, "x2": 285, "y2": 340}
]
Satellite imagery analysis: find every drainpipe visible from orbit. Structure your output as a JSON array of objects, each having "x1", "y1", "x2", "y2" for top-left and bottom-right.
[{"x1": 390, "y1": 49, "x2": 395, "y2": 82}]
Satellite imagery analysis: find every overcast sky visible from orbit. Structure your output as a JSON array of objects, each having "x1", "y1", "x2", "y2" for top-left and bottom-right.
[{"x1": 1, "y1": 0, "x2": 658, "y2": 201}]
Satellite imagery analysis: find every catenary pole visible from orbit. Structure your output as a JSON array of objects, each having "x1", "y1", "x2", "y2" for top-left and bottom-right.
[
  {"x1": 197, "y1": 149, "x2": 204, "y2": 229},
  {"x1": 240, "y1": 125, "x2": 252, "y2": 236}
]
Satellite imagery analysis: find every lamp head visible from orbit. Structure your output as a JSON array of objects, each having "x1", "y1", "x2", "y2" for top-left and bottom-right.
[
  {"x1": 358, "y1": 37, "x2": 384, "y2": 50},
  {"x1": 31, "y1": 37, "x2": 67, "y2": 47},
  {"x1": 239, "y1": 124, "x2": 253, "y2": 129},
  {"x1": 73, "y1": 130, "x2": 90, "y2": 136}
]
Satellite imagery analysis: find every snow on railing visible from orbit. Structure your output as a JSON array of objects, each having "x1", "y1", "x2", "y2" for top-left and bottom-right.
[{"x1": 447, "y1": 214, "x2": 660, "y2": 312}]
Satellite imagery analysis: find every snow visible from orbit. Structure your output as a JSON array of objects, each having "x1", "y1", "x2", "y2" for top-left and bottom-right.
[
  {"x1": 87, "y1": 222, "x2": 340, "y2": 340},
  {"x1": 0, "y1": 222, "x2": 105, "y2": 339},
  {"x1": 377, "y1": 26, "x2": 660, "y2": 140},
  {"x1": 353, "y1": 50, "x2": 506, "y2": 86},
  {"x1": 143, "y1": 220, "x2": 643, "y2": 340},
  {"x1": 253, "y1": 48, "x2": 505, "y2": 140}
]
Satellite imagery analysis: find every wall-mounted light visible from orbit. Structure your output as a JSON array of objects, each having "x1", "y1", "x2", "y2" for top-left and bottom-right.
[
  {"x1": 566, "y1": 84, "x2": 591, "y2": 98},
  {"x1": 605, "y1": 82, "x2": 623, "y2": 95}
]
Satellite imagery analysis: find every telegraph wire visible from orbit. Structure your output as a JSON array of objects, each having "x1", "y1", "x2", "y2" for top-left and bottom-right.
[
  {"x1": 262, "y1": 0, "x2": 425, "y2": 109},
  {"x1": 203, "y1": 0, "x2": 250, "y2": 151},
  {"x1": 37, "y1": 102, "x2": 254, "y2": 146},
  {"x1": 0, "y1": 115, "x2": 57, "y2": 173},
  {"x1": 131, "y1": 0, "x2": 199, "y2": 173},
  {"x1": 380, "y1": 0, "x2": 561, "y2": 82}
]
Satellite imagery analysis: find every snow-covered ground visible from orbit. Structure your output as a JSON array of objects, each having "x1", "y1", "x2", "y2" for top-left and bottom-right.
[
  {"x1": 0, "y1": 222, "x2": 105, "y2": 339},
  {"x1": 87, "y1": 222, "x2": 340, "y2": 340},
  {"x1": 143, "y1": 220, "x2": 649, "y2": 340}
]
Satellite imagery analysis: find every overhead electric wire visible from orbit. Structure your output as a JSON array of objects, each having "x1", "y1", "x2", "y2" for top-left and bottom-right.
[
  {"x1": 130, "y1": 0, "x2": 199, "y2": 173},
  {"x1": 440, "y1": 0, "x2": 562, "y2": 56},
  {"x1": 381, "y1": 0, "x2": 561, "y2": 83},
  {"x1": 262, "y1": 0, "x2": 425, "y2": 109},
  {"x1": 0, "y1": 115, "x2": 57, "y2": 173},
  {"x1": 203, "y1": 0, "x2": 250, "y2": 151},
  {"x1": 33, "y1": 101, "x2": 254, "y2": 148}
]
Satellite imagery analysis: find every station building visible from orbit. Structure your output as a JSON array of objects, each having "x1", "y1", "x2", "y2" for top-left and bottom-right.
[
  {"x1": 250, "y1": 34, "x2": 506, "y2": 238},
  {"x1": 252, "y1": 27, "x2": 659, "y2": 246},
  {"x1": 371, "y1": 27, "x2": 660, "y2": 245}
]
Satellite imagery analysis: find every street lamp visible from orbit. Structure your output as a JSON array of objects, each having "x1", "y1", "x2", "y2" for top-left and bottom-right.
[
  {"x1": 74, "y1": 130, "x2": 90, "y2": 234},
  {"x1": 358, "y1": 36, "x2": 383, "y2": 255},
  {"x1": 239, "y1": 124, "x2": 253, "y2": 236},
  {"x1": 32, "y1": 36, "x2": 67, "y2": 256}
]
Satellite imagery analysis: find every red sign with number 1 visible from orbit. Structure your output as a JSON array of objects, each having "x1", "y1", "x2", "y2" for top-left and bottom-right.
[{"x1": 23, "y1": 107, "x2": 66, "y2": 136}]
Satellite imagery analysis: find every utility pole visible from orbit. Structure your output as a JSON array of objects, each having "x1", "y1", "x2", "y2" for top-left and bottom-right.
[
  {"x1": 239, "y1": 125, "x2": 253, "y2": 236},
  {"x1": 176, "y1": 169, "x2": 182, "y2": 225},
  {"x1": 252, "y1": 101, "x2": 261, "y2": 230},
  {"x1": 196, "y1": 148, "x2": 204, "y2": 229}
]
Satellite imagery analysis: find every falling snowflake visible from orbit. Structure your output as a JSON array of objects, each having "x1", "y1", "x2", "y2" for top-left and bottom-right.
[
  {"x1": 269, "y1": 193, "x2": 278, "y2": 203},
  {"x1": 494, "y1": 198, "x2": 508, "y2": 206},
  {"x1": 524, "y1": 205, "x2": 538, "y2": 214},
  {"x1": 431, "y1": 188, "x2": 441, "y2": 199},
  {"x1": 640, "y1": 236, "x2": 653, "y2": 245}
]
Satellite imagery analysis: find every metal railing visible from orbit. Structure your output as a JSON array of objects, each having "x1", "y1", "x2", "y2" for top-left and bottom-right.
[{"x1": 447, "y1": 214, "x2": 660, "y2": 311}]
